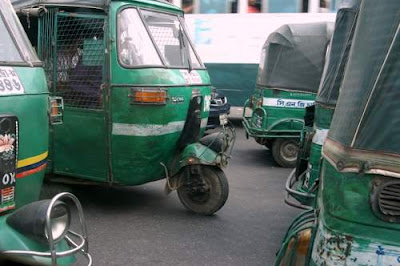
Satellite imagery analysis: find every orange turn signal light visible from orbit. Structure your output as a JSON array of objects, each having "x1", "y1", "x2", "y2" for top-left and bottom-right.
[
  {"x1": 48, "y1": 96, "x2": 64, "y2": 125},
  {"x1": 131, "y1": 89, "x2": 167, "y2": 105}
]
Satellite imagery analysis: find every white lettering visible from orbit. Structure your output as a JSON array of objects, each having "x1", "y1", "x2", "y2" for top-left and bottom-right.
[
  {"x1": 2, "y1": 174, "x2": 9, "y2": 185},
  {"x1": 2, "y1": 173, "x2": 15, "y2": 186},
  {"x1": 9, "y1": 173, "x2": 15, "y2": 185}
]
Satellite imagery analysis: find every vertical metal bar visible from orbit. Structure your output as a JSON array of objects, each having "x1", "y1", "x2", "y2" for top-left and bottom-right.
[
  {"x1": 137, "y1": 8, "x2": 167, "y2": 67},
  {"x1": 52, "y1": 12, "x2": 58, "y2": 94},
  {"x1": 37, "y1": 13, "x2": 42, "y2": 59},
  {"x1": 103, "y1": 14, "x2": 114, "y2": 185}
]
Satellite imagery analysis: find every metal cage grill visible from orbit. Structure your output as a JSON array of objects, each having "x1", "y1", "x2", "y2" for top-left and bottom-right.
[
  {"x1": 148, "y1": 26, "x2": 179, "y2": 55},
  {"x1": 39, "y1": 12, "x2": 105, "y2": 109},
  {"x1": 379, "y1": 182, "x2": 400, "y2": 217},
  {"x1": 371, "y1": 178, "x2": 400, "y2": 223}
]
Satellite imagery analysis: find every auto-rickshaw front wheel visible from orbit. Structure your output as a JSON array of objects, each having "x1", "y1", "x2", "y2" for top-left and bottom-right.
[
  {"x1": 272, "y1": 138, "x2": 299, "y2": 168},
  {"x1": 177, "y1": 166, "x2": 229, "y2": 215}
]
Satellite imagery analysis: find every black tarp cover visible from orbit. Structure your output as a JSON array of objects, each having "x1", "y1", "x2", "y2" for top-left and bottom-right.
[
  {"x1": 257, "y1": 22, "x2": 333, "y2": 93},
  {"x1": 316, "y1": 0, "x2": 361, "y2": 106},
  {"x1": 324, "y1": 0, "x2": 400, "y2": 176}
]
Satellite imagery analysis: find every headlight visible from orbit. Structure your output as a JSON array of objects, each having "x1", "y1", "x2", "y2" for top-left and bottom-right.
[
  {"x1": 6, "y1": 200, "x2": 71, "y2": 244},
  {"x1": 46, "y1": 202, "x2": 71, "y2": 242}
]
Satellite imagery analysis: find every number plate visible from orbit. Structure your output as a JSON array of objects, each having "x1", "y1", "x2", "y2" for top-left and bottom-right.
[
  {"x1": 0, "y1": 115, "x2": 18, "y2": 212},
  {"x1": 219, "y1": 113, "x2": 228, "y2": 125},
  {"x1": 0, "y1": 67, "x2": 25, "y2": 95}
]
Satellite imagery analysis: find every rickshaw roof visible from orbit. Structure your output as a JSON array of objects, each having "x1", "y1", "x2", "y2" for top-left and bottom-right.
[
  {"x1": 257, "y1": 22, "x2": 333, "y2": 93},
  {"x1": 325, "y1": 0, "x2": 400, "y2": 174},
  {"x1": 316, "y1": 0, "x2": 361, "y2": 106},
  {"x1": 11, "y1": 0, "x2": 181, "y2": 12}
]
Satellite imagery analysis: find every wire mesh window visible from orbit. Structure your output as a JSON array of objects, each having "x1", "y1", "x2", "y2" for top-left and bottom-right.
[
  {"x1": 54, "y1": 14, "x2": 105, "y2": 109},
  {"x1": 148, "y1": 25, "x2": 179, "y2": 57},
  {"x1": 142, "y1": 10, "x2": 202, "y2": 68},
  {"x1": 142, "y1": 11, "x2": 189, "y2": 67}
]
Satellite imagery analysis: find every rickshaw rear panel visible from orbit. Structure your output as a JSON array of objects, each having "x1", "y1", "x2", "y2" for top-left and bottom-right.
[
  {"x1": 0, "y1": 67, "x2": 49, "y2": 208},
  {"x1": 243, "y1": 22, "x2": 332, "y2": 167}
]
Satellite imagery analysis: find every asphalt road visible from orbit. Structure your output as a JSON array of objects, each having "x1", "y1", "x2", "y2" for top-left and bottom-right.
[{"x1": 52, "y1": 122, "x2": 300, "y2": 266}]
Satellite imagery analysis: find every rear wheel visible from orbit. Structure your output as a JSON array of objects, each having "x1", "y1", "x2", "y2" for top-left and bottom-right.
[
  {"x1": 272, "y1": 138, "x2": 299, "y2": 168},
  {"x1": 177, "y1": 166, "x2": 229, "y2": 215}
]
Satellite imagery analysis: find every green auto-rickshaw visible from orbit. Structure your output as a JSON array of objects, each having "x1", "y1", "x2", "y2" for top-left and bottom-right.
[
  {"x1": 276, "y1": 0, "x2": 400, "y2": 264},
  {"x1": 0, "y1": 1, "x2": 90, "y2": 265},
  {"x1": 285, "y1": 0, "x2": 361, "y2": 209},
  {"x1": 12, "y1": 0, "x2": 234, "y2": 215},
  {"x1": 242, "y1": 23, "x2": 332, "y2": 167}
]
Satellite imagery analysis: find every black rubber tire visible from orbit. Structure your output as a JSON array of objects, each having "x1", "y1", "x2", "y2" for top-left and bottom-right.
[
  {"x1": 177, "y1": 166, "x2": 229, "y2": 215},
  {"x1": 265, "y1": 139, "x2": 274, "y2": 150},
  {"x1": 272, "y1": 138, "x2": 299, "y2": 168}
]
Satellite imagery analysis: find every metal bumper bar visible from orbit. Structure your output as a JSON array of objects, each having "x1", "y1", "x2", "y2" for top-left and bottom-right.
[{"x1": 285, "y1": 169, "x2": 314, "y2": 210}]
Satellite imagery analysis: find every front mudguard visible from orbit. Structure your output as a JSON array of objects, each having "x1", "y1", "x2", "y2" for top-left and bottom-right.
[
  {"x1": 174, "y1": 123, "x2": 235, "y2": 175},
  {"x1": 166, "y1": 125, "x2": 234, "y2": 191},
  {"x1": 172, "y1": 142, "x2": 228, "y2": 177}
]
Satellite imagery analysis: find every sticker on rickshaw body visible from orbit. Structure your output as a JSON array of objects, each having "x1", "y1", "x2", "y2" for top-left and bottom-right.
[
  {"x1": 262, "y1": 97, "x2": 314, "y2": 108},
  {"x1": 0, "y1": 115, "x2": 18, "y2": 213},
  {"x1": 0, "y1": 67, "x2": 25, "y2": 95},
  {"x1": 180, "y1": 70, "x2": 203, "y2": 85}
]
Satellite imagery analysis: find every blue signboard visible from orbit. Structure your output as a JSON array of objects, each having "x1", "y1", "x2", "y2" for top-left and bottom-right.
[
  {"x1": 199, "y1": 0, "x2": 228, "y2": 13},
  {"x1": 268, "y1": 0, "x2": 300, "y2": 13}
]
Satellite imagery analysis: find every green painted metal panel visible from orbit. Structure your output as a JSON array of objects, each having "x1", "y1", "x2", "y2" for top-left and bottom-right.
[
  {"x1": 40, "y1": 11, "x2": 109, "y2": 182},
  {"x1": 244, "y1": 88, "x2": 315, "y2": 138},
  {"x1": 310, "y1": 218, "x2": 400, "y2": 265},
  {"x1": 52, "y1": 109, "x2": 108, "y2": 182},
  {"x1": 299, "y1": 142, "x2": 321, "y2": 196},
  {"x1": 0, "y1": 67, "x2": 49, "y2": 209},
  {"x1": 320, "y1": 161, "x2": 400, "y2": 234},
  {"x1": 205, "y1": 63, "x2": 258, "y2": 106},
  {"x1": 108, "y1": 3, "x2": 213, "y2": 185},
  {"x1": 308, "y1": 161, "x2": 400, "y2": 264},
  {"x1": 110, "y1": 84, "x2": 211, "y2": 185},
  {"x1": 314, "y1": 104, "x2": 334, "y2": 129},
  {"x1": 0, "y1": 216, "x2": 75, "y2": 264}
]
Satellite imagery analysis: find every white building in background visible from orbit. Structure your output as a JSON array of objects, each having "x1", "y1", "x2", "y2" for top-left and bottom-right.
[
  {"x1": 167, "y1": 0, "x2": 341, "y2": 14},
  {"x1": 164, "y1": 0, "x2": 338, "y2": 107}
]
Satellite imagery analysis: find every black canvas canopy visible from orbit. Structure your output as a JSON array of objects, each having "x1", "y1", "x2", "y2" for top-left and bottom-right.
[
  {"x1": 324, "y1": 0, "x2": 400, "y2": 176},
  {"x1": 257, "y1": 22, "x2": 333, "y2": 93},
  {"x1": 316, "y1": 0, "x2": 361, "y2": 107}
]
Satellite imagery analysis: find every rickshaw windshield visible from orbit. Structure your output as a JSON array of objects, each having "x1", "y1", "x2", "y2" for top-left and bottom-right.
[
  {"x1": 0, "y1": 1, "x2": 40, "y2": 65},
  {"x1": 117, "y1": 8, "x2": 202, "y2": 69}
]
